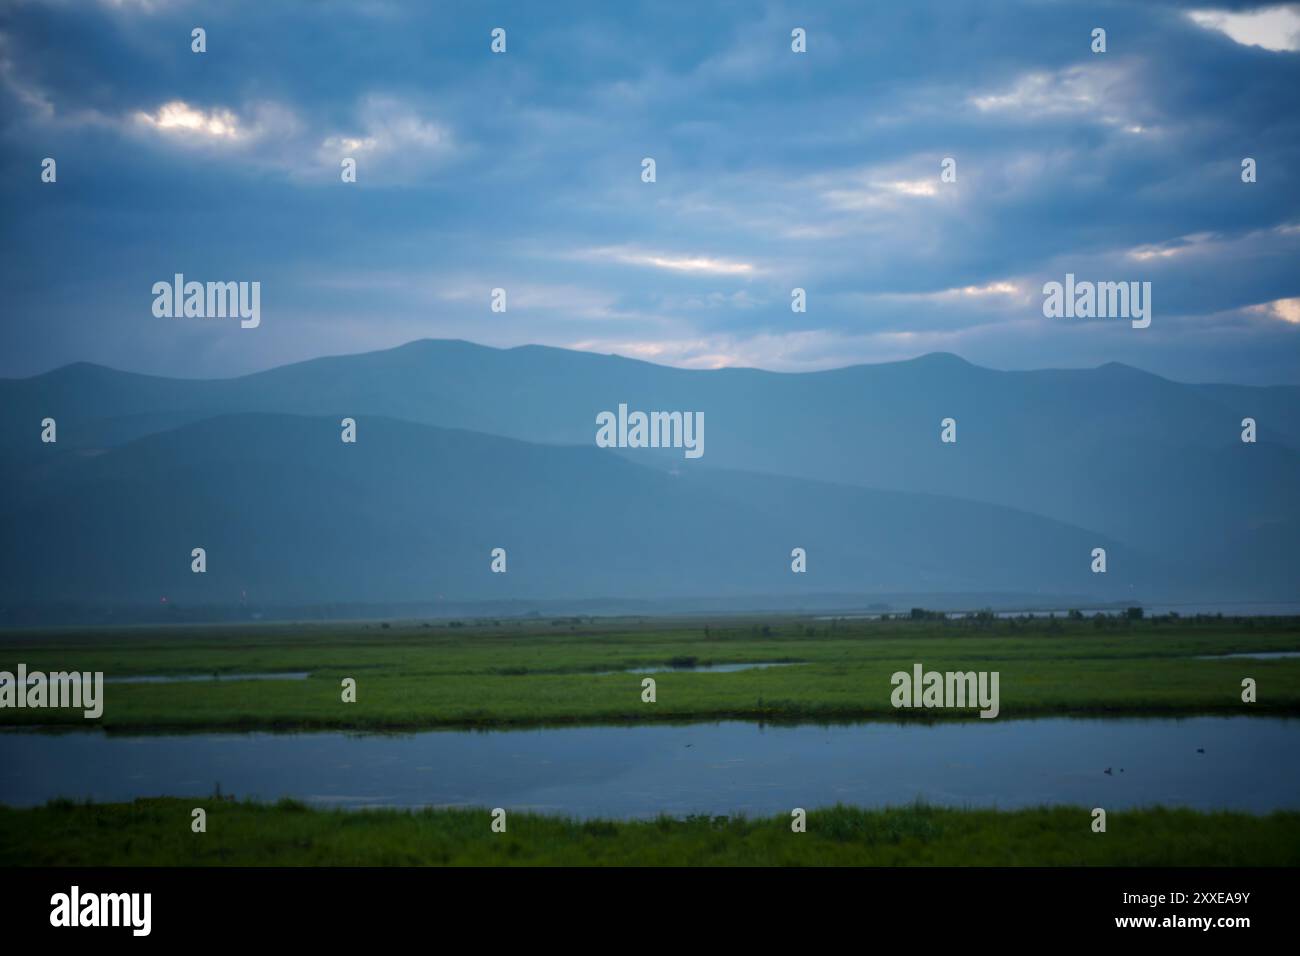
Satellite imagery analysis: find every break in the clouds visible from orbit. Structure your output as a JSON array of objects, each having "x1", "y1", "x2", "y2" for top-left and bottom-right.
[
  {"x1": 0, "y1": 0, "x2": 1297, "y2": 384},
  {"x1": 1187, "y1": 4, "x2": 1300, "y2": 52}
]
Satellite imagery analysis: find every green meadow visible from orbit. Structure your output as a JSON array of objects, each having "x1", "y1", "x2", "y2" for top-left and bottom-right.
[
  {"x1": 3, "y1": 798, "x2": 1296, "y2": 867},
  {"x1": 1, "y1": 615, "x2": 1297, "y2": 731},
  {"x1": 3, "y1": 615, "x2": 1299, "y2": 866}
]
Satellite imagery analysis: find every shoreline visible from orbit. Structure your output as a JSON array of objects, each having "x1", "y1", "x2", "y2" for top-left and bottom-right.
[{"x1": 3, "y1": 700, "x2": 1300, "y2": 735}]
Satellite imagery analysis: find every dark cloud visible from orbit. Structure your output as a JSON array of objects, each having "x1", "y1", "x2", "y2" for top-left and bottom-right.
[{"x1": 0, "y1": 0, "x2": 1297, "y2": 382}]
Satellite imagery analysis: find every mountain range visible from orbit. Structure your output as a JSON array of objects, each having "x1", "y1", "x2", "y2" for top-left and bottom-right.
[{"x1": 2, "y1": 340, "x2": 1295, "y2": 623}]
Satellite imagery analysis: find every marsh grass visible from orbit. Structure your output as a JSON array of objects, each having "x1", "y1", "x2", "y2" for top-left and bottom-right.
[
  {"x1": 2, "y1": 798, "x2": 1296, "y2": 866},
  {"x1": 1, "y1": 616, "x2": 1297, "y2": 731}
]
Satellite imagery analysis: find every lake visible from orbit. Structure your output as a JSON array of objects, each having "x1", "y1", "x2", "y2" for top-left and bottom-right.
[
  {"x1": 3, "y1": 716, "x2": 1297, "y2": 818},
  {"x1": 592, "y1": 662, "x2": 804, "y2": 675}
]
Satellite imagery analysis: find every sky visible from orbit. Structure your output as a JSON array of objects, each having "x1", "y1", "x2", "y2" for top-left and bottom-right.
[{"x1": 1, "y1": 0, "x2": 1299, "y2": 384}]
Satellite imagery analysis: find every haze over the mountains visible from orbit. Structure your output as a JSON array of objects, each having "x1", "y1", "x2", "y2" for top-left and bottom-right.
[{"x1": 2, "y1": 340, "x2": 1296, "y2": 624}]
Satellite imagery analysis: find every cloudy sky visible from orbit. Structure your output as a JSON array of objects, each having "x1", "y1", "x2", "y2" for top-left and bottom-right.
[{"x1": 2, "y1": 0, "x2": 1299, "y2": 383}]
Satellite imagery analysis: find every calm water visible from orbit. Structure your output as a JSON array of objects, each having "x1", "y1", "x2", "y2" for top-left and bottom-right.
[
  {"x1": 593, "y1": 662, "x2": 804, "y2": 675},
  {"x1": 1195, "y1": 652, "x2": 1300, "y2": 660},
  {"x1": 2, "y1": 717, "x2": 1297, "y2": 818},
  {"x1": 817, "y1": 603, "x2": 1300, "y2": 620}
]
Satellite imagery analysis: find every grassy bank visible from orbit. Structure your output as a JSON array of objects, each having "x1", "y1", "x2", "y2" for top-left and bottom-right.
[
  {"x1": 3, "y1": 797, "x2": 1296, "y2": 866},
  {"x1": 2, "y1": 616, "x2": 1298, "y2": 731}
]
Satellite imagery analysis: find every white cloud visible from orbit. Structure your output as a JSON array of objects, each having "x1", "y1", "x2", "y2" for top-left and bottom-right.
[
  {"x1": 867, "y1": 279, "x2": 1028, "y2": 303},
  {"x1": 1188, "y1": 6, "x2": 1300, "y2": 53},
  {"x1": 1247, "y1": 297, "x2": 1300, "y2": 323},
  {"x1": 1126, "y1": 232, "x2": 1217, "y2": 261},
  {"x1": 568, "y1": 337, "x2": 733, "y2": 367},
  {"x1": 314, "y1": 95, "x2": 457, "y2": 178},
  {"x1": 968, "y1": 65, "x2": 1140, "y2": 126},
  {"x1": 568, "y1": 331, "x2": 835, "y2": 370},
  {"x1": 1, "y1": 47, "x2": 456, "y2": 180},
  {"x1": 134, "y1": 100, "x2": 243, "y2": 139},
  {"x1": 954, "y1": 281, "x2": 1022, "y2": 297},
  {"x1": 564, "y1": 324, "x2": 1010, "y2": 373},
  {"x1": 823, "y1": 178, "x2": 940, "y2": 209},
  {"x1": 126, "y1": 93, "x2": 458, "y2": 181},
  {"x1": 813, "y1": 162, "x2": 952, "y2": 212},
  {"x1": 321, "y1": 135, "x2": 379, "y2": 153},
  {"x1": 352, "y1": 96, "x2": 451, "y2": 153},
  {"x1": 578, "y1": 246, "x2": 758, "y2": 276}
]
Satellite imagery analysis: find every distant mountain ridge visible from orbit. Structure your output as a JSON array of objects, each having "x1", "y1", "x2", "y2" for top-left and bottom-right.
[
  {"x1": 1, "y1": 340, "x2": 1296, "y2": 620},
  {"x1": 0, "y1": 413, "x2": 1156, "y2": 616}
]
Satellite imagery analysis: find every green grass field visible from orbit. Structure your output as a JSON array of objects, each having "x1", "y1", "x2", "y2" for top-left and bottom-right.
[
  {"x1": 3, "y1": 615, "x2": 1299, "y2": 866},
  {"x1": 3, "y1": 798, "x2": 1297, "y2": 866},
  {"x1": 1, "y1": 615, "x2": 1298, "y2": 731}
]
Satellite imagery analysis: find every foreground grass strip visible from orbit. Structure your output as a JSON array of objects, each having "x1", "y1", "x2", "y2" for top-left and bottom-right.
[
  {"x1": 2, "y1": 798, "x2": 1297, "y2": 866},
  {"x1": 2, "y1": 618, "x2": 1298, "y2": 731}
]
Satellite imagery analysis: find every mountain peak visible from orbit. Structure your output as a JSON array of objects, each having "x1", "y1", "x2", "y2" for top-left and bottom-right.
[
  {"x1": 1094, "y1": 360, "x2": 1167, "y2": 383},
  {"x1": 912, "y1": 352, "x2": 974, "y2": 367},
  {"x1": 27, "y1": 360, "x2": 133, "y2": 383}
]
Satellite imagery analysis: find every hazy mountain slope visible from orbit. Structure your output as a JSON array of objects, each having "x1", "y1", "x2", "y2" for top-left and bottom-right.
[
  {"x1": 0, "y1": 414, "x2": 1161, "y2": 613},
  {"x1": 2, "y1": 339, "x2": 1296, "y2": 579},
  {"x1": 9, "y1": 341, "x2": 1295, "y2": 458},
  {"x1": 1192, "y1": 382, "x2": 1300, "y2": 448}
]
